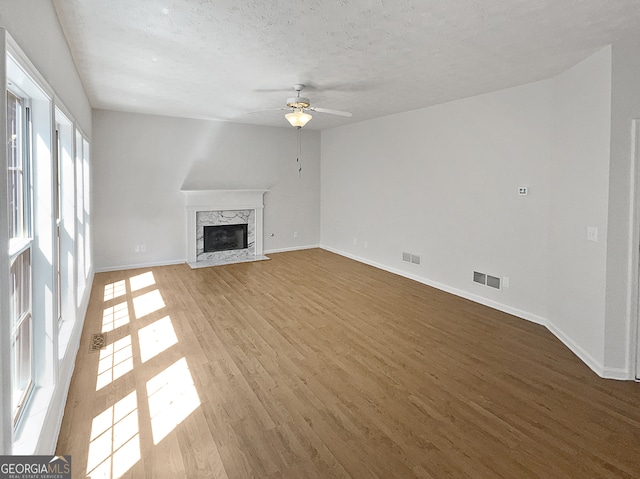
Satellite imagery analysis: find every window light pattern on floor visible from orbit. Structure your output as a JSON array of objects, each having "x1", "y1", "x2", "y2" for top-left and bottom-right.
[
  {"x1": 81, "y1": 270, "x2": 204, "y2": 478},
  {"x1": 129, "y1": 271, "x2": 155, "y2": 292},
  {"x1": 86, "y1": 391, "x2": 140, "y2": 479},
  {"x1": 96, "y1": 336, "x2": 133, "y2": 391},
  {"x1": 146, "y1": 357, "x2": 201, "y2": 445},
  {"x1": 137, "y1": 316, "x2": 178, "y2": 363},
  {"x1": 132, "y1": 289, "x2": 165, "y2": 319},
  {"x1": 102, "y1": 301, "x2": 130, "y2": 333},
  {"x1": 103, "y1": 280, "x2": 126, "y2": 301}
]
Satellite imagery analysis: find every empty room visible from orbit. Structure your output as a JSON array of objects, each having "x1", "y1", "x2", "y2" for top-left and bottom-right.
[{"x1": 1, "y1": 0, "x2": 640, "y2": 478}]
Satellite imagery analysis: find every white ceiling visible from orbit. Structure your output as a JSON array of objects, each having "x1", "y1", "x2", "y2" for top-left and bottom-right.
[{"x1": 52, "y1": 0, "x2": 640, "y2": 131}]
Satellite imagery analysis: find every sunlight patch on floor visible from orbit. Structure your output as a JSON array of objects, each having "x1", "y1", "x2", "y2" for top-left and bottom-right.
[
  {"x1": 102, "y1": 301, "x2": 130, "y2": 333},
  {"x1": 129, "y1": 271, "x2": 155, "y2": 292},
  {"x1": 86, "y1": 391, "x2": 140, "y2": 479},
  {"x1": 132, "y1": 289, "x2": 165, "y2": 319},
  {"x1": 146, "y1": 358, "x2": 201, "y2": 445},
  {"x1": 137, "y1": 316, "x2": 178, "y2": 363},
  {"x1": 96, "y1": 335, "x2": 134, "y2": 391},
  {"x1": 104, "y1": 280, "x2": 126, "y2": 301}
]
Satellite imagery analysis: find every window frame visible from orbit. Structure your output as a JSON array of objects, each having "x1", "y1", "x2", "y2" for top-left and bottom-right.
[
  {"x1": 9, "y1": 248, "x2": 33, "y2": 427},
  {"x1": 6, "y1": 90, "x2": 32, "y2": 249},
  {"x1": 54, "y1": 127, "x2": 62, "y2": 325},
  {"x1": 6, "y1": 84, "x2": 34, "y2": 427}
]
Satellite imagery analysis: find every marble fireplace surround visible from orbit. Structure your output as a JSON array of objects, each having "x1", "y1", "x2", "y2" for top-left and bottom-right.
[{"x1": 181, "y1": 189, "x2": 269, "y2": 268}]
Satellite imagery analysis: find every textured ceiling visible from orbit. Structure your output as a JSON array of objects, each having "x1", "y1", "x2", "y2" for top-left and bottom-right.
[{"x1": 52, "y1": 0, "x2": 640, "y2": 130}]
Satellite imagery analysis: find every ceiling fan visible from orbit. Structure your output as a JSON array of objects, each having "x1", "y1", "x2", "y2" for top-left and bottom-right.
[{"x1": 250, "y1": 84, "x2": 352, "y2": 128}]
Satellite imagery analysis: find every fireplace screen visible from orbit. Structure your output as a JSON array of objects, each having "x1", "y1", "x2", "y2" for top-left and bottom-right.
[{"x1": 203, "y1": 224, "x2": 248, "y2": 253}]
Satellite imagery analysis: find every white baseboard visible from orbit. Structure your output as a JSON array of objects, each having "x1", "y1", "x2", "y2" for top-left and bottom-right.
[
  {"x1": 319, "y1": 245, "x2": 629, "y2": 381},
  {"x1": 95, "y1": 259, "x2": 186, "y2": 273},
  {"x1": 320, "y1": 245, "x2": 548, "y2": 325},
  {"x1": 97, "y1": 246, "x2": 323, "y2": 272},
  {"x1": 264, "y1": 244, "x2": 320, "y2": 254},
  {"x1": 95, "y1": 247, "x2": 322, "y2": 272},
  {"x1": 543, "y1": 320, "x2": 611, "y2": 379},
  {"x1": 602, "y1": 366, "x2": 634, "y2": 381}
]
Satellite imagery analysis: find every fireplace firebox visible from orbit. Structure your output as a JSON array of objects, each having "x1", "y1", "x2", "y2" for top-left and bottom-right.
[{"x1": 203, "y1": 224, "x2": 248, "y2": 253}]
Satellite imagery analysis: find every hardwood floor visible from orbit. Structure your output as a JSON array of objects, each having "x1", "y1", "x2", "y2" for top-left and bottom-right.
[{"x1": 57, "y1": 248, "x2": 640, "y2": 478}]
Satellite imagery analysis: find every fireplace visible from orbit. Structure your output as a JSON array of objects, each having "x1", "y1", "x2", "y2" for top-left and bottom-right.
[
  {"x1": 204, "y1": 224, "x2": 248, "y2": 252},
  {"x1": 181, "y1": 189, "x2": 269, "y2": 268},
  {"x1": 195, "y1": 209, "x2": 254, "y2": 263}
]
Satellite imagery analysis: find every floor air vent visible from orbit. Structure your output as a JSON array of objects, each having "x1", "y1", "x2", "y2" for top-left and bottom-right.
[{"x1": 89, "y1": 333, "x2": 107, "y2": 353}]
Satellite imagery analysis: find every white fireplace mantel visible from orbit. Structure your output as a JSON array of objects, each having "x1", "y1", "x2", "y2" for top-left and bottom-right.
[
  {"x1": 181, "y1": 189, "x2": 269, "y2": 266},
  {"x1": 181, "y1": 189, "x2": 269, "y2": 210}
]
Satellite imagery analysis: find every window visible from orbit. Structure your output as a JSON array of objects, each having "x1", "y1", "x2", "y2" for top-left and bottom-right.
[
  {"x1": 76, "y1": 130, "x2": 85, "y2": 304},
  {"x1": 7, "y1": 91, "x2": 25, "y2": 241},
  {"x1": 10, "y1": 249, "x2": 32, "y2": 424},
  {"x1": 7, "y1": 88, "x2": 33, "y2": 425},
  {"x1": 55, "y1": 107, "x2": 76, "y2": 359},
  {"x1": 75, "y1": 131, "x2": 91, "y2": 303},
  {"x1": 83, "y1": 138, "x2": 91, "y2": 278},
  {"x1": 4, "y1": 36, "x2": 93, "y2": 450},
  {"x1": 55, "y1": 128, "x2": 62, "y2": 324}
]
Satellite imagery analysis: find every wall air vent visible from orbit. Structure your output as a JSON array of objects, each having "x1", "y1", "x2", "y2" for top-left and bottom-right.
[
  {"x1": 486, "y1": 275, "x2": 501, "y2": 289},
  {"x1": 473, "y1": 271, "x2": 486, "y2": 285},
  {"x1": 402, "y1": 252, "x2": 421, "y2": 266},
  {"x1": 474, "y1": 271, "x2": 502, "y2": 290}
]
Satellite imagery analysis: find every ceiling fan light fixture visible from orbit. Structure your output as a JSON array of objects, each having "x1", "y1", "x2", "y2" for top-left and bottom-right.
[{"x1": 285, "y1": 110, "x2": 312, "y2": 128}]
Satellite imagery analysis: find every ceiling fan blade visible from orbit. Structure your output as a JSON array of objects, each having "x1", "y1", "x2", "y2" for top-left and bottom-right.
[
  {"x1": 308, "y1": 106, "x2": 352, "y2": 117},
  {"x1": 244, "y1": 108, "x2": 290, "y2": 115}
]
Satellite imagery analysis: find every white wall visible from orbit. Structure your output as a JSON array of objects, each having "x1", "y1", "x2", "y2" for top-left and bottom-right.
[
  {"x1": 606, "y1": 33, "x2": 640, "y2": 375},
  {"x1": 92, "y1": 110, "x2": 321, "y2": 270},
  {"x1": 322, "y1": 79, "x2": 555, "y2": 322},
  {"x1": 321, "y1": 46, "x2": 616, "y2": 377},
  {"x1": 548, "y1": 46, "x2": 611, "y2": 371}
]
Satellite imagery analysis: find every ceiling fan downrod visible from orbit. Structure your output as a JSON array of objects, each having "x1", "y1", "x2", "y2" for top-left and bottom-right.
[{"x1": 297, "y1": 125, "x2": 302, "y2": 177}]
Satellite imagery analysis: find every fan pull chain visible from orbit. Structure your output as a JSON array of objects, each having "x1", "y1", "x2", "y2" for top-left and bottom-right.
[{"x1": 297, "y1": 126, "x2": 302, "y2": 177}]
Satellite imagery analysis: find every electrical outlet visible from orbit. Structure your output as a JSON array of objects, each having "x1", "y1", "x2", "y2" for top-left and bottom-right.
[
  {"x1": 518, "y1": 187, "x2": 528, "y2": 196},
  {"x1": 587, "y1": 226, "x2": 598, "y2": 242},
  {"x1": 293, "y1": 231, "x2": 298, "y2": 239},
  {"x1": 140, "y1": 244, "x2": 146, "y2": 252},
  {"x1": 134, "y1": 245, "x2": 140, "y2": 252},
  {"x1": 503, "y1": 277, "x2": 510, "y2": 288}
]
